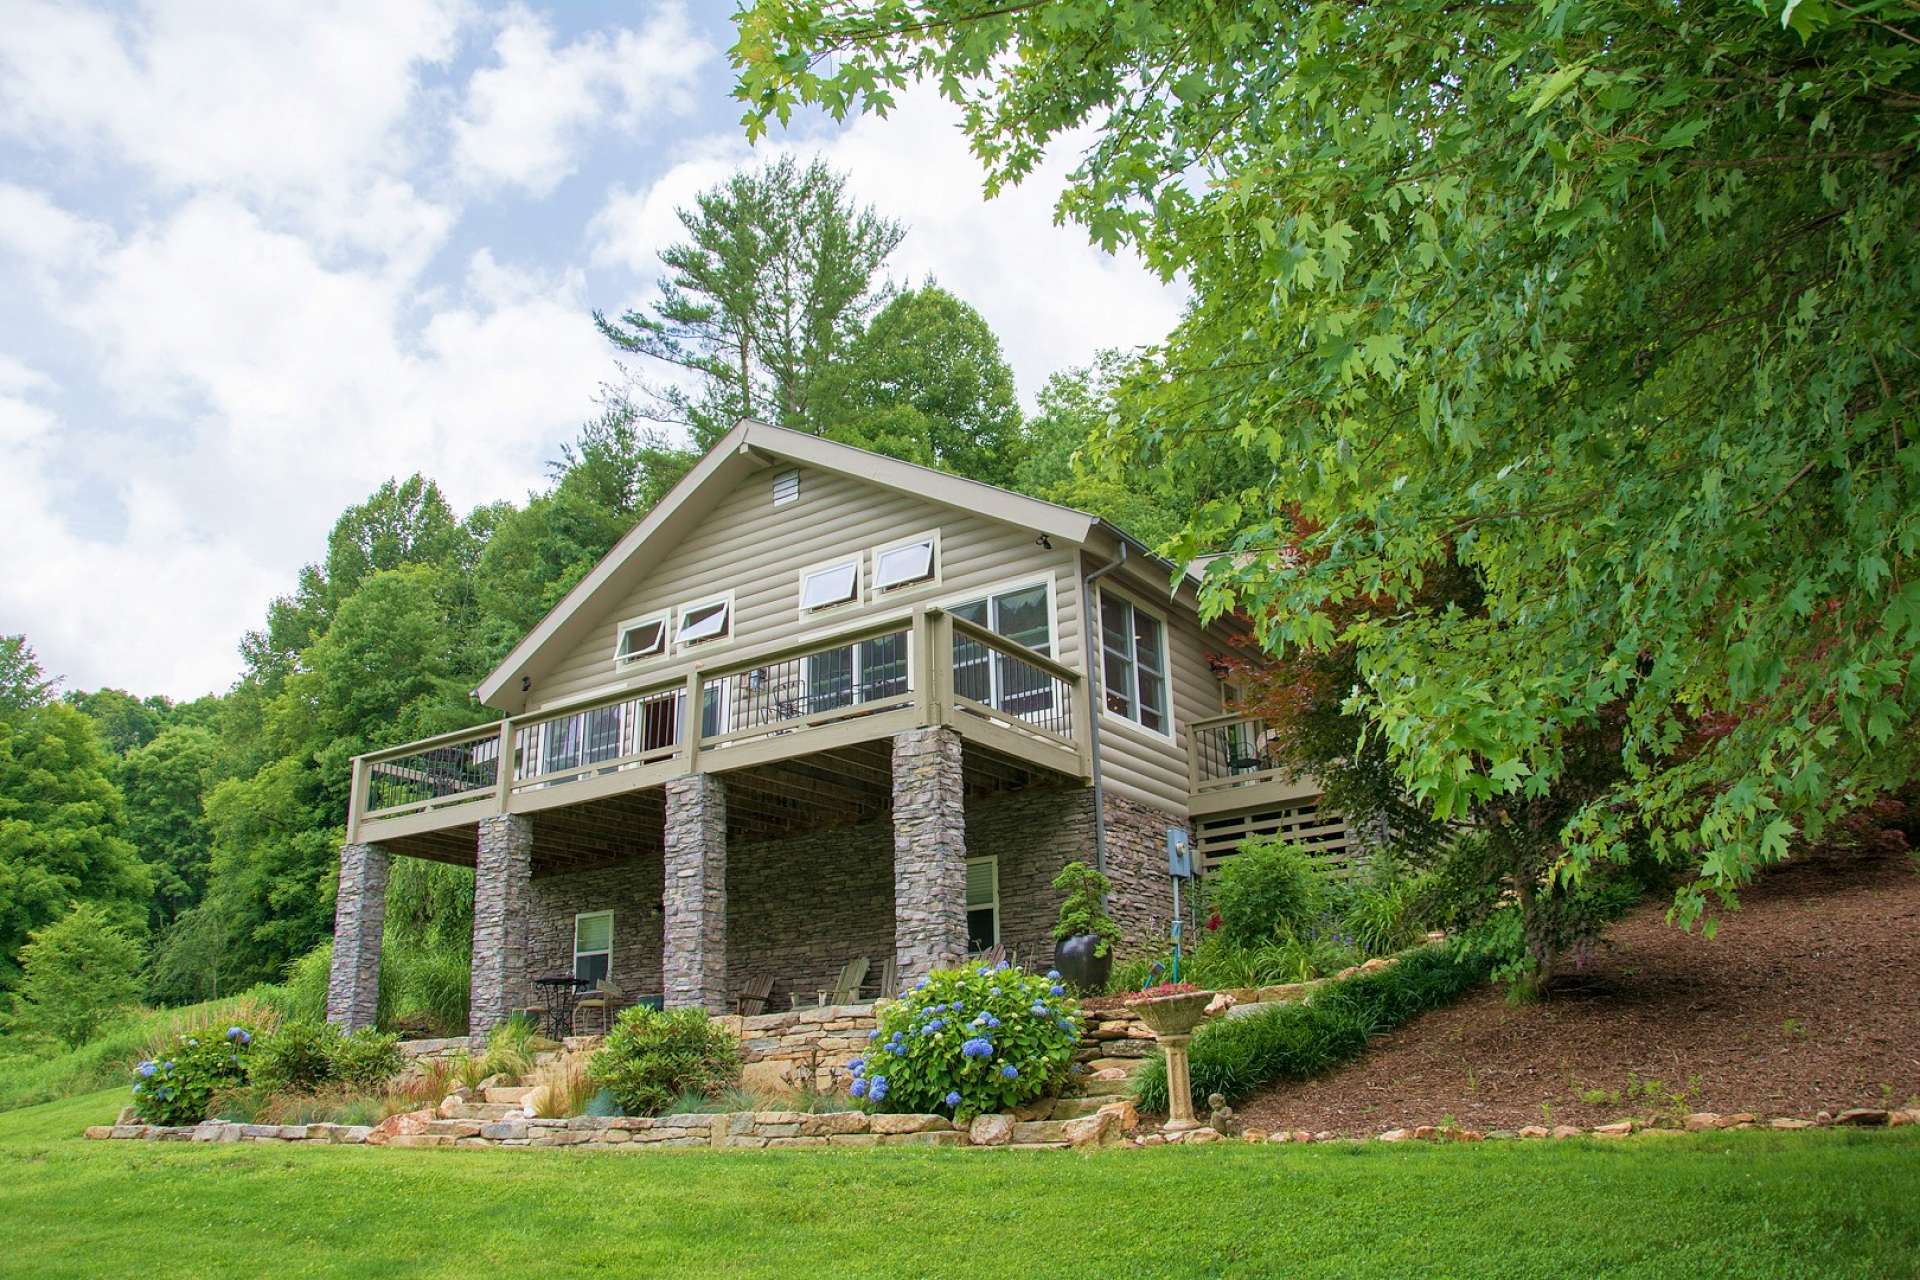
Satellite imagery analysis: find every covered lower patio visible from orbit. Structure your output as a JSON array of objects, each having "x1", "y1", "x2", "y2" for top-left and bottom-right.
[{"x1": 326, "y1": 725, "x2": 1085, "y2": 1036}]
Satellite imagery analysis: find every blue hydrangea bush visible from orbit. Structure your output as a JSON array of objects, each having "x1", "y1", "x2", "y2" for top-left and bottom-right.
[
  {"x1": 131, "y1": 1025, "x2": 253, "y2": 1126},
  {"x1": 849, "y1": 962, "x2": 1079, "y2": 1120}
]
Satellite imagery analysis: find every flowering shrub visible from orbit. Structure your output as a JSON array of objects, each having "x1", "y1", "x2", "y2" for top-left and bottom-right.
[
  {"x1": 131, "y1": 1025, "x2": 253, "y2": 1126},
  {"x1": 588, "y1": 1007, "x2": 742, "y2": 1116},
  {"x1": 248, "y1": 1021, "x2": 404, "y2": 1094},
  {"x1": 849, "y1": 962, "x2": 1078, "y2": 1120}
]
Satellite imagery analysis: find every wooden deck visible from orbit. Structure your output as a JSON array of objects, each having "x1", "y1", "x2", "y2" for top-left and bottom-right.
[{"x1": 351, "y1": 608, "x2": 1091, "y2": 848}]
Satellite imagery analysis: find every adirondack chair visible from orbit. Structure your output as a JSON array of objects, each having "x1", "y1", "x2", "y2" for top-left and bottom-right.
[
  {"x1": 734, "y1": 974, "x2": 775, "y2": 1017},
  {"x1": 794, "y1": 957, "x2": 869, "y2": 1009},
  {"x1": 858, "y1": 956, "x2": 898, "y2": 1002}
]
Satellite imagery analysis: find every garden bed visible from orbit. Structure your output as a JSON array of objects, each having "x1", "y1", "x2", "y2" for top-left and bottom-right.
[{"x1": 1239, "y1": 846, "x2": 1920, "y2": 1137}]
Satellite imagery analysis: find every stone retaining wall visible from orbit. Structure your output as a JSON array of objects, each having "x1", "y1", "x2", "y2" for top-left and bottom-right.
[{"x1": 87, "y1": 1101, "x2": 1139, "y2": 1153}]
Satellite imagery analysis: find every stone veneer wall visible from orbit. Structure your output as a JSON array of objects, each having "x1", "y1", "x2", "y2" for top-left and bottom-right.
[
  {"x1": 325, "y1": 841, "x2": 388, "y2": 1031},
  {"x1": 519, "y1": 784, "x2": 1188, "y2": 1012},
  {"x1": 527, "y1": 859, "x2": 667, "y2": 1004}
]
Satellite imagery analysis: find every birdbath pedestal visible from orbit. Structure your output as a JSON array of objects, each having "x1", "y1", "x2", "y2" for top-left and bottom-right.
[{"x1": 1125, "y1": 989, "x2": 1217, "y2": 1133}]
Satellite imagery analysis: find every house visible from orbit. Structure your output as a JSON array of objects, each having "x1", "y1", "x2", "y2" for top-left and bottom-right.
[{"x1": 324, "y1": 421, "x2": 1356, "y2": 1035}]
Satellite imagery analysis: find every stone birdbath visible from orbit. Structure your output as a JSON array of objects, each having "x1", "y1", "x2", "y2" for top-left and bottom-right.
[{"x1": 1124, "y1": 985, "x2": 1224, "y2": 1133}]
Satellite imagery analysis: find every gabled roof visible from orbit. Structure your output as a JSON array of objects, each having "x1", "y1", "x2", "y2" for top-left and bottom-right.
[{"x1": 473, "y1": 419, "x2": 1118, "y2": 709}]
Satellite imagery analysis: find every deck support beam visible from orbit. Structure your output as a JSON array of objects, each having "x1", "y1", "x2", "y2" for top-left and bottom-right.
[
  {"x1": 470, "y1": 813, "x2": 534, "y2": 1038},
  {"x1": 326, "y1": 841, "x2": 389, "y2": 1031},
  {"x1": 663, "y1": 774, "x2": 728, "y2": 1012},
  {"x1": 891, "y1": 726, "x2": 969, "y2": 990}
]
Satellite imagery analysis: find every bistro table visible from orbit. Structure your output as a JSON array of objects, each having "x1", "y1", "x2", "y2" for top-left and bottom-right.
[{"x1": 532, "y1": 974, "x2": 596, "y2": 1040}]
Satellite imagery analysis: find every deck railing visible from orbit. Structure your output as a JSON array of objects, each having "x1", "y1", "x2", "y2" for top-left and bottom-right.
[
  {"x1": 350, "y1": 608, "x2": 1088, "y2": 839},
  {"x1": 1187, "y1": 713, "x2": 1291, "y2": 796}
]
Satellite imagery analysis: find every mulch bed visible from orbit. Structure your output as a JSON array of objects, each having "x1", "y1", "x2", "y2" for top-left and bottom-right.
[{"x1": 1238, "y1": 848, "x2": 1920, "y2": 1137}]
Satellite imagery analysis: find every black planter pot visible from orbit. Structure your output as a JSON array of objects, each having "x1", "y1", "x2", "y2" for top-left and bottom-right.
[{"x1": 1053, "y1": 933, "x2": 1112, "y2": 995}]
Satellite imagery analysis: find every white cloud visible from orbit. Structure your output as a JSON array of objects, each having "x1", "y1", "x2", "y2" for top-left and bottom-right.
[
  {"x1": 453, "y1": 2, "x2": 712, "y2": 196},
  {"x1": 587, "y1": 91, "x2": 1186, "y2": 402}
]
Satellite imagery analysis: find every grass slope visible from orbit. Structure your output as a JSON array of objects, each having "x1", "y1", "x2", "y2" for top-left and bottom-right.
[{"x1": 4, "y1": 1091, "x2": 1917, "y2": 1278}]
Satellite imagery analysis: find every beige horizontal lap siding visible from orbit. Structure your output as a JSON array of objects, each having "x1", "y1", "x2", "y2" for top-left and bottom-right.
[
  {"x1": 1085, "y1": 559, "x2": 1231, "y2": 821},
  {"x1": 529, "y1": 465, "x2": 1080, "y2": 711}
]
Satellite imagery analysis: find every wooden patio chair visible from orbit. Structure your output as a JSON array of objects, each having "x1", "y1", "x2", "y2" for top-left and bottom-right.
[
  {"x1": 572, "y1": 979, "x2": 625, "y2": 1036},
  {"x1": 734, "y1": 975, "x2": 775, "y2": 1017},
  {"x1": 972, "y1": 943, "x2": 1008, "y2": 969},
  {"x1": 793, "y1": 957, "x2": 869, "y2": 1009},
  {"x1": 858, "y1": 956, "x2": 898, "y2": 1002}
]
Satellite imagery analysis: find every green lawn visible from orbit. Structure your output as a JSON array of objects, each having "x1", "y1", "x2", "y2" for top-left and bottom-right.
[{"x1": 3, "y1": 1091, "x2": 1917, "y2": 1279}]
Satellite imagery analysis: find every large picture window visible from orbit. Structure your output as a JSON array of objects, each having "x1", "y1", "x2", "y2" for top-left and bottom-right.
[
  {"x1": 950, "y1": 582, "x2": 1053, "y2": 716},
  {"x1": 1100, "y1": 591, "x2": 1168, "y2": 733}
]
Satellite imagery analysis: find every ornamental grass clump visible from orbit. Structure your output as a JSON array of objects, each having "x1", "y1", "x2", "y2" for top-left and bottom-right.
[
  {"x1": 130, "y1": 1024, "x2": 254, "y2": 1126},
  {"x1": 587, "y1": 1007, "x2": 742, "y2": 1117},
  {"x1": 849, "y1": 961, "x2": 1078, "y2": 1120}
]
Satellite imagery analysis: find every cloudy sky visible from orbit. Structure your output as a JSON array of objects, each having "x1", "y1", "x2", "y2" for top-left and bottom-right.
[{"x1": 0, "y1": 1, "x2": 1182, "y2": 701}]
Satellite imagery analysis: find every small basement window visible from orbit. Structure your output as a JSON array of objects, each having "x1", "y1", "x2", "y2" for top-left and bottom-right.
[
  {"x1": 965, "y1": 856, "x2": 999, "y2": 952},
  {"x1": 800, "y1": 559, "x2": 859, "y2": 611},
  {"x1": 574, "y1": 911, "x2": 612, "y2": 982},
  {"x1": 772, "y1": 469, "x2": 800, "y2": 506},
  {"x1": 873, "y1": 535, "x2": 936, "y2": 591},
  {"x1": 677, "y1": 597, "x2": 732, "y2": 646},
  {"x1": 614, "y1": 615, "x2": 666, "y2": 664}
]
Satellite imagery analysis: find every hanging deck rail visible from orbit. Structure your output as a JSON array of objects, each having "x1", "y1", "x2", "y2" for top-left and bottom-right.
[{"x1": 349, "y1": 608, "x2": 1091, "y2": 842}]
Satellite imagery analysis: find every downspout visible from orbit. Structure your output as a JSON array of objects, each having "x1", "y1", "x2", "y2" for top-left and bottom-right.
[{"x1": 1080, "y1": 540, "x2": 1128, "y2": 880}]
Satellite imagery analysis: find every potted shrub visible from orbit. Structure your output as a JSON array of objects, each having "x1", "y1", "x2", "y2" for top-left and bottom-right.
[{"x1": 1050, "y1": 860, "x2": 1121, "y2": 993}]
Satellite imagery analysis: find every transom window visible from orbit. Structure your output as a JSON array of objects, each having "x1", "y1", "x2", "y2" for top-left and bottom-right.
[
  {"x1": 676, "y1": 596, "x2": 731, "y2": 647},
  {"x1": 873, "y1": 534, "x2": 937, "y2": 591},
  {"x1": 1100, "y1": 591, "x2": 1169, "y2": 733},
  {"x1": 799, "y1": 559, "x2": 859, "y2": 612},
  {"x1": 951, "y1": 582, "x2": 1052, "y2": 716},
  {"x1": 965, "y1": 857, "x2": 999, "y2": 953},
  {"x1": 574, "y1": 911, "x2": 612, "y2": 983},
  {"x1": 614, "y1": 615, "x2": 666, "y2": 664}
]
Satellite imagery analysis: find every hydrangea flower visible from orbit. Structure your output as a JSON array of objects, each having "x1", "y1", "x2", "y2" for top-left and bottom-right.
[
  {"x1": 945, "y1": 1090, "x2": 962, "y2": 1109},
  {"x1": 850, "y1": 1078, "x2": 869, "y2": 1098},
  {"x1": 136, "y1": 1060, "x2": 157, "y2": 1079},
  {"x1": 1051, "y1": 984, "x2": 1066, "y2": 997},
  {"x1": 1001, "y1": 1063, "x2": 1019, "y2": 1080},
  {"x1": 961, "y1": 1037, "x2": 994, "y2": 1059},
  {"x1": 887, "y1": 1041, "x2": 906, "y2": 1056},
  {"x1": 1046, "y1": 969, "x2": 1061, "y2": 981},
  {"x1": 994, "y1": 960, "x2": 1010, "y2": 972},
  {"x1": 1030, "y1": 1001, "x2": 1050, "y2": 1017},
  {"x1": 848, "y1": 1057, "x2": 866, "y2": 1074},
  {"x1": 224, "y1": 1026, "x2": 250, "y2": 1044},
  {"x1": 868, "y1": 1076, "x2": 889, "y2": 1102},
  {"x1": 868, "y1": 1028, "x2": 880, "y2": 1041}
]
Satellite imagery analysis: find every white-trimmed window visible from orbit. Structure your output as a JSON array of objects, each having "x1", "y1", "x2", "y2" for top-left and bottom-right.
[
  {"x1": 574, "y1": 911, "x2": 612, "y2": 983},
  {"x1": 675, "y1": 593, "x2": 733, "y2": 648},
  {"x1": 965, "y1": 857, "x2": 999, "y2": 953},
  {"x1": 950, "y1": 579, "x2": 1054, "y2": 716},
  {"x1": 799, "y1": 557, "x2": 860, "y2": 612},
  {"x1": 872, "y1": 531, "x2": 939, "y2": 592},
  {"x1": 1100, "y1": 589, "x2": 1169, "y2": 734},
  {"x1": 613, "y1": 613, "x2": 668, "y2": 665}
]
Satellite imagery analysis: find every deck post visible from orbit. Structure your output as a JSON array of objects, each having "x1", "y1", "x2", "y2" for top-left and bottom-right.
[
  {"x1": 470, "y1": 813, "x2": 534, "y2": 1039},
  {"x1": 494, "y1": 718, "x2": 515, "y2": 813},
  {"x1": 662, "y1": 774, "x2": 727, "y2": 1011},
  {"x1": 325, "y1": 841, "x2": 389, "y2": 1031},
  {"x1": 890, "y1": 726, "x2": 968, "y2": 990}
]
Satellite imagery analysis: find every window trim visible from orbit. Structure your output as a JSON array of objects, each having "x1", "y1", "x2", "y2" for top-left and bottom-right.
[
  {"x1": 965, "y1": 855, "x2": 1000, "y2": 952},
  {"x1": 673, "y1": 590, "x2": 736, "y2": 653},
  {"x1": 612, "y1": 611, "x2": 669, "y2": 667},
  {"x1": 1096, "y1": 585, "x2": 1175, "y2": 740},
  {"x1": 573, "y1": 910, "x2": 613, "y2": 982},
  {"x1": 870, "y1": 528, "x2": 942, "y2": 594},
  {"x1": 796, "y1": 554, "x2": 863, "y2": 616}
]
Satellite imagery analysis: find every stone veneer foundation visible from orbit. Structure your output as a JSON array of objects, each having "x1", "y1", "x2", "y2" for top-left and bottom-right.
[{"x1": 515, "y1": 784, "x2": 1184, "y2": 1020}]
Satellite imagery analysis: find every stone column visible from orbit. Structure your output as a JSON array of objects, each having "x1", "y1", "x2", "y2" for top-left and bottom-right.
[
  {"x1": 663, "y1": 774, "x2": 727, "y2": 1011},
  {"x1": 469, "y1": 813, "x2": 534, "y2": 1038},
  {"x1": 891, "y1": 726, "x2": 969, "y2": 990},
  {"x1": 326, "y1": 842, "x2": 389, "y2": 1031}
]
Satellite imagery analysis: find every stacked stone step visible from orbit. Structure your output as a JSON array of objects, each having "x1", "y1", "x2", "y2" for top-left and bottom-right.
[{"x1": 1066, "y1": 1006, "x2": 1156, "y2": 1104}]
